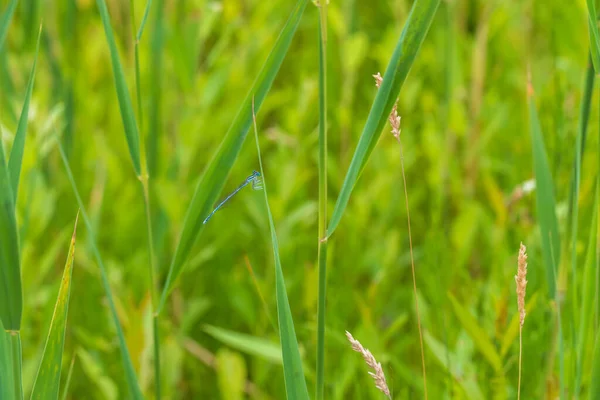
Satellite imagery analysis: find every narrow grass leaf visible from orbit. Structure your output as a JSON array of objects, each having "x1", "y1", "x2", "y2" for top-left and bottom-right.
[
  {"x1": 590, "y1": 327, "x2": 600, "y2": 399},
  {"x1": 574, "y1": 189, "x2": 598, "y2": 396},
  {"x1": 30, "y1": 214, "x2": 79, "y2": 400},
  {"x1": 587, "y1": 0, "x2": 600, "y2": 72},
  {"x1": 95, "y1": 0, "x2": 142, "y2": 176},
  {"x1": 528, "y1": 87, "x2": 560, "y2": 298},
  {"x1": 58, "y1": 144, "x2": 143, "y2": 399},
  {"x1": 146, "y1": 0, "x2": 164, "y2": 177},
  {"x1": 8, "y1": 26, "x2": 41, "y2": 203},
  {"x1": 253, "y1": 106, "x2": 309, "y2": 399},
  {"x1": 0, "y1": 319, "x2": 17, "y2": 400},
  {"x1": 327, "y1": 0, "x2": 440, "y2": 237},
  {"x1": 158, "y1": 0, "x2": 309, "y2": 311},
  {"x1": 60, "y1": 356, "x2": 76, "y2": 400},
  {"x1": 203, "y1": 325, "x2": 283, "y2": 364},
  {"x1": 0, "y1": 0, "x2": 17, "y2": 48},
  {"x1": 448, "y1": 293, "x2": 502, "y2": 372},
  {"x1": 0, "y1": 139, "x2": 21, "y2": 331}
]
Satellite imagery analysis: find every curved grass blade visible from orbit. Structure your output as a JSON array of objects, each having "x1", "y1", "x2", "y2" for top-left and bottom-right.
[
  {"x1": 528, "y1": 81, "x2": 560, "y2": 298},
  {"x1": 157, "y1": 0, "x2": 310, "y2": 312},
  {"x1": 0, "y1": 0, "x2": 17, "y2": 48},
  {"x1": 587, "y1": 0, "x2": 600, "y2": 72},
  {"x1": 327, "y1": 0, "x2": 440, "y2": 237},
  {"x1": 30, "y1": 213, "x2": 79, "y2": 400},
  {"x1": 95, "y1": 0, "x2": 141, "y2": 176},
  {"x1": 203, "y1": 325, "x2": 282, "y2": 364},
  {"x1": 0, "y1": 139, "x2": 21, "y2": 331},
  {"x1": 8, "y1": 25, "x2": 41, "y2": 204},
  {"x1": 58, "y1": 144, "x2": 143, "y2": 399},
  {"x1": 252, "y1": 103, "x2": 309, "y2": 399}
]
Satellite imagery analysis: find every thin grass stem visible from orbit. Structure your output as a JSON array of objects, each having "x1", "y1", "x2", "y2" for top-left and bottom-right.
[{"x1": 315, "y1": 1, "x2": 328, "y2": 399}]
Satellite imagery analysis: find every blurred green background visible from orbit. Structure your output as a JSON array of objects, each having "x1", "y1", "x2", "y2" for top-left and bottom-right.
[{"x1": 1, "y1": 0, "x2": 598, "y2": 398}]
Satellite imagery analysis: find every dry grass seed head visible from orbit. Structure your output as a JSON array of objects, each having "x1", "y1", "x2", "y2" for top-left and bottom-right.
[
  {"x1": 515, "y1": 242, "x2": 528, "y2": 327},
  {"x1": 345, "y1": 331, "x2": 391, "y2": 398}
]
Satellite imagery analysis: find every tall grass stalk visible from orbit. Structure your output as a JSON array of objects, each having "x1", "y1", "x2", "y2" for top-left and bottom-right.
[
  {"x1": 315, "y1": 1, "x2": 328, "y2": 399},
  {"x1": 129, "y1": 1, "x2": 161, "y2": 397},
  {"x1": 373, "y1": 72, "x2": 427, "y2": 399}
]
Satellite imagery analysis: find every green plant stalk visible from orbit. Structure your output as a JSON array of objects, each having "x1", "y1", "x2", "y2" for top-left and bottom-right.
[
  {"x1": 9, "y1": 333, "x2": 22, "y2": 400},
  {"x1": 315, "y1": 3, "x2": 328, "y2": 400},
  {"x1": 571, "y1": 55, "x2": 595, "y2": 400},
  {"x1": 130, "y1": 1, "x2": 161, "y2": 397},
  {"x1": 58, "y1": 144, "x2": 143, "y2": 399}
]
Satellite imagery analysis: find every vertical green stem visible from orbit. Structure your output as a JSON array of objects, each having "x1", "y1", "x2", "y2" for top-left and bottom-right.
[
  {"x1": 315, "y1": 2, "x2": 328, "y2": 399},
  {"x1": 131, "y1": 1, "x2": 161, "y2": 397},
  {"x1": 10, "y1": 332, "x2": 23, "y2": 400}
]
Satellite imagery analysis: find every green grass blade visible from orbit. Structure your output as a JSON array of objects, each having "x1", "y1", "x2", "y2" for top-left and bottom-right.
[
  {"x1": 203, "y1": 325, "x2": 283, "y2": 364},
  {"x1": 0, "y1": 137, "x2": 21, "y2": 331},
  {"x1": 447, "y1": 293, "x2": 502, "y2": 372},
  {"x1": 589, "y1": 324, "x2": 600, "y2": 399},
  {"x1": 30, "y1": 214, "x2": 79, "y2": 400},
  {"x1": 136, "y1": 0, "x2": 152, "y2": 41},
  {"x1": 59, "y1": 355, "x2": 76, "y2": 400},
  {"x1": 252, "y1": 105, "x2": 309, "y2": 400},
  {"x1": 157, "y1": 0, "x2": 310, "y2": 312},
  {"x1": 327, "y1": 0, "x2": 440, "y2": 237},
  {"x1": 315, "y1": 3, "x2": 328, "y2": 399},
  {"x1": 574, "y1": 188, "x2": 598, "y2": 396},
  {"x1": 146, "y1": 0, "x2": 164, "y2": 177},
  {"x1": 587, "y1": 1, "x2": 600, "y2": 72},
  {"x1": 0, "y1": 0, "x2": 17, "y2": 48},
  {"x1": 8, "y1": 25, "x2": 40, "y2": 204},
  {"x1": 0, "y1": 320, "x2": 19, "y2": 400},
  {"x1": 58, "y1": 144, "x2": 143, "y2": 399},
  {"x1": 528, "y1": 85, "x2": 560, "y2": 298},
  {"x1": 95, "y1": 0, "x2": 142, "y2": 176}
]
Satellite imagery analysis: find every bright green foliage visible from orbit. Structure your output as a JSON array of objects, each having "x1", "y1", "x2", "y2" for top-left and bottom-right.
[
  {"x1": 2, "y1": 0, "x2": 600, "y2": 398},
  {"x1": 0, "y1": 138, "x2": 21, "y2": 331},
  {"x1": 30, "y1": 216, "x2": 78, "y2": 400},
  {"x1": 158, "y1": 0, "x2": 310, "y2": 311}
]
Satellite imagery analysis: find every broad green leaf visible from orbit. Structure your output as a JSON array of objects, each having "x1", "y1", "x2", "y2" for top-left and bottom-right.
[
  {"x1": 0, "y1": 138, "x2": 21, "y2": 331},
  {"x1": 529, "y1": 90, "x2": 560, "y2": 298},
  {"x1": 58, "y1": 144, "x2": 143, "y2": 399},
  {"x1": 0, "y1": 0, "x2": 17, "y2": 48},
  {"x1": 327, "y1": 0, "x2": 440, "y2": 237},
  {"x1": 95, "y1": 0, "x2": 142, "y2": 176},
  {"x1": 216, "y1": 349, "x2": 246, "y2": 400},
  {"x1": 587, "y1": 0, "x2": 600, "y2": 72},
  {"x1": 30, "y1": 214, "x2": 79, "y2": 400},
  {"x1": 448, "y1": 293, "x2": 502, "y2": 372},
  {"x1": 158, "y1": 0, "x2": 310, "y2": 311},
  {"x1": 252, "y1": 108, "x2": 309, "y2": 399},
  {"x1": 204, "y1": 325, "x2": 283, "y2": 364},
  {"x1": 8, "y1": 26, "x2": 41, "y2": 203}
]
